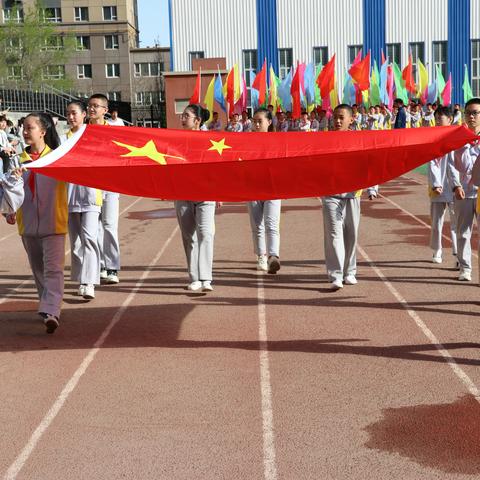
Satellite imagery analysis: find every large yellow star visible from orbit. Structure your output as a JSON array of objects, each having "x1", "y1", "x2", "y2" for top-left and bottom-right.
[
  {"x1": 112, "y1": 140, "x2": 184, "y2": 165},
  {"x1": 208, "y1": 138, "x2": 232, "y2": 155}
]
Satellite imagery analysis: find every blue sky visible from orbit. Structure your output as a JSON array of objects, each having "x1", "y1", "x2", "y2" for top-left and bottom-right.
[{"x1": 138, "y1": 0, "x2": 170, "y2": 47}]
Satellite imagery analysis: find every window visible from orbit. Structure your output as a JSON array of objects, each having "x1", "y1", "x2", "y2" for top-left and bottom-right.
[
  {"x1": 409, "y1": 42, "x2": 425, "y2": 84},
  {"x1": 43, "y1": 36, "x2": 63, "y2": 50},
  {"x1": 472, "y1": 40, "x2": 480, "y2": 97},
  {"x1": 43, "y1": 65, "x2": 65, "y2": 80},
  {"x1": 136, "y1": 119, "x2": 160, "y2": 128},
  {"x1": 278, "y1": 48, "x2": 293, "y2": 80},
  {"x1": 243, "y1": 49, "x2": 257, "y2": 106},
  {"x1": 104, "y1": 35, "x2": 119, "y2": 50},
  {"x1": 41, "y1": 7, "x2": 61, "y2": 22},
  {"x1": 76, "y1": 35, "x2": 90, "y2": 50},
  {"x1": 134, "y1": 62, "x2": 160, "y2": 77},
  {"x1": 103, "y1": 6, "x2": 117, "y2": 20},
  {"x1": 386, "y1": 43, "x2": 401, "y2": 65},
  {"x1": 74, "y1": 7, "x2": 88, "y2": 21},
  {"x1": 135, "y1": 91, "x2": 161, "y2": 105},
  {"x1": 433, "y1": 41, "x2": 448, "y2": 80},
  {"x1": 313, "y1": 46, "x2": 329, "y2": 68},
  {"x1": 7, "y1": 66, "x2": 23, "y2": 80},
  {"x1": 77, "y1": 64, "x2": 92, "y2": 79},
  {"x1": 175, "y1": 99, "x2": 189, "y2": 114},
  {"x1": 6, "y1": 37, "x2": 22, "y2": 51},
  {"x1": 348, "y1": 45, "x2": 362, "y2": 66},
  {"x1": 3, "y1": 8, "x2": 24, "y2": 23},
  {"x1": 189, "y1": 51, "x2": 204, "y2": 69},
  {"x1": 106, "y1": 63, "x2": 120, "y2": 78},
  {"x1": 108, "y1": 91, "x2": 121, "y2": 101}
]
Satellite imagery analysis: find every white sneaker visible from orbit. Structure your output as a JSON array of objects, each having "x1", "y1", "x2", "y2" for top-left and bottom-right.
[
  {"x1": 344, "y1": 275, "x2": 358, "y2": 285},
  {"x1": 83, "y1": 284, "x2": 95, "y2": 299},
  {"x1": 100, "y1": 269, "x2": 108, "y2": 280},
  {"x1": 257, "y1": 255, "x2": 268, "y2": 271},
  {"x1": 105, "y1": 270, "x2": 119, "y2": 284},
  {"x1": 458, "y1": 269, "x2": 472, "y2": 281},
  {"x1": 202, "y1": 281, "x2": 213, "y2": 292},
  {"x1": 77, "y1": 285, "x2": 85, "y2": 296},
  {"x1": 331, "y1": 279, "x2": 343, "y2": 290},
  {"x1": 432, "y1": 250, "x2": 442, "y2": 264},
  {"x1": 187, "y1": 281, "x2": 202, "y2": 291}
]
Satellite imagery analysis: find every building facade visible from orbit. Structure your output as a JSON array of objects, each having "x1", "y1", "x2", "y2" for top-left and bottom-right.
[
  {"x1": 0, "y1": 0, "x2": 171, "y2": 125},
  {"x1": 169, "y1": 0, "x2": 480, "y2": 104}
]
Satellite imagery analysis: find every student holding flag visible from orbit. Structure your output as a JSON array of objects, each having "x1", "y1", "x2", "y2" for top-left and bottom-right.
[
  {"x1": 322, "y1": 104, "x2": 377, "y2": 290},
  {"x1": 247, "y1": 107, "x2": 281, "y2": 274},
  {"x1": 176, "y1": 104, "x2": 217, "y2": 292}
]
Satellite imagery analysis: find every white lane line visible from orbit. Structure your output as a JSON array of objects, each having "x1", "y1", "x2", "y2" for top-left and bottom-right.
[
  {"x1": 0, "y1": 232, "x2": 15, "y2": 243},
  {"x1": 257, "y1": 272, "x2": 278, "y2": 480},
  {"x1": 3, "y1": 225, "x2": 179, "y2": 480},
  {"x1": 357, "y1": 244, "x2": 480, "y2": 402}
]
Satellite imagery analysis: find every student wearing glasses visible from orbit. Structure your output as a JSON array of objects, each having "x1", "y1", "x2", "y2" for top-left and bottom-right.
[
  {"x1": 175, "y1": 104, "x2": 217, "y2": 292},
  {"x1": 448, "y1": 98, "x2": 480, "y2": 282},
  {"x1": 88, "y1": 94, "x2": 121, "y2": 286}
]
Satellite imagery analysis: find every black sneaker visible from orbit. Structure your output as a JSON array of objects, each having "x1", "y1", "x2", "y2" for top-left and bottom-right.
[
  {"x1": 267, "y1": 256, "x2": 281, "y2": 274},
  {"x1": 43, "y1": 314, "x2": 59, "y2": 334}
]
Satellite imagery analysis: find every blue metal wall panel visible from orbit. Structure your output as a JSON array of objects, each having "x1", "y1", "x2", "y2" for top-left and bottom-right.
[
  {"x1": 363, "y1": 0, "x2": 386, "y2": 67},
  {"x1": 448, "y1": 0, "x2": 470, "y2": 104},
  {"x1": 256, "y1": 0, "x2": 279, "y2": 73}
]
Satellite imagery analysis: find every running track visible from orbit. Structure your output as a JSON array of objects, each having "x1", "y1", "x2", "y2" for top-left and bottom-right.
[{"x1": 0, "y1": 172, "x2": 479, "y2": 480}]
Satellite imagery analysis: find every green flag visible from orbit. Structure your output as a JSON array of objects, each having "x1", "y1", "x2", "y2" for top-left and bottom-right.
[
  {"x1": 314, "y1": 63, "x2": 322, "y2": 106},
  {"x1": 436, "y1": 65, "x2": 446, "y2": 104},
  {"x1": 369, "y1": 60, "x2": 381, "y2": 106},
  {"x1": 392, "y1": 61, "x2": 408, "y2": 104},
  {"x1": 463, "y1": 64, "x2": 473, "y2": 103}
]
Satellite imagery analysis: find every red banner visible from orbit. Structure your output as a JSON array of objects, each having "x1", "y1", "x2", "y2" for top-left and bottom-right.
[{"x1": 28, "y1": 125, "x2": 476, "y2": 202}]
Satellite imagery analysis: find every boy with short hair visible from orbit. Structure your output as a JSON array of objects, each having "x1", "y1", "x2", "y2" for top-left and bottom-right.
[{"x1": 88, "y1": 93, "x2": 121, "y2": 284}]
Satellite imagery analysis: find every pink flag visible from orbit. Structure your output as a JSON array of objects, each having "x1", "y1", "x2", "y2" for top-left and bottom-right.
[{"x1": 442, "y1": 74, "x2": 452, "y2": 106}]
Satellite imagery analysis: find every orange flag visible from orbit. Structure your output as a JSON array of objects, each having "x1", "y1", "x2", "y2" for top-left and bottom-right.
[
  {"x1": 402, "y1": 53, "x2": 416, "y2": 93},
  {"x1": 189, "y1": 70, "x2": 201, "y2": 104},
  {"x1": 316, "y1": 54, "x2": 336, "y2": 99},
  {"x1": 348, "y1": 51, "x2": 371, "y2": 91}
]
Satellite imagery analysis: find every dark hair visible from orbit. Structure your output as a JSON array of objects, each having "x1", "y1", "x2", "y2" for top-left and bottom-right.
[
  {"x1": 25, "y1": 112, "x2": 60, "y2": 150},
  {"x1": 394, "y1": 98, "x2": 404, "y2": 106},
  {"x1": 185, "y1": 104, "x2": 210, "y2": 126},
  {"x1": 89, "y1": 93, "x2": 109, "y2": 106},
  {"x1": 253, "y1": 107, "x2": 274, "y2": 132},
  {"x1": 0, "y1": 115, "x2": 7, "y2": 123},
  {"x1": 67, "y1": 100, "x2": 87, "y2": 113},
  {"x1": 465, "y1": 98, "x2": 480, "y2": 109},
  {"x1": 434, "y1": 106, "x2": 453, "y2": 118},
  {"x1": 334, "y1": 104, "x2": 354, "y2": 116}
]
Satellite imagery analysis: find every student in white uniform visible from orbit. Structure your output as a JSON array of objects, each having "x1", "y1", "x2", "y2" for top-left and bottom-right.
[
  {"x1": 88, "y1": 94, "x2": 121, "y2": 285},
  {"x1": 248, "y1": 107, "x2": 281, "y2": 274},
  {"x1": 322, "y1": 104, "x2": 377, "y2": 290},
  {"x1": 448, "y1": 98, "x2": 480, "y2": 282},
  {"x1": 9, "y1": 113, "x2": 67, "y2": 334},
  {"x1": 207, "y1": 112, "x2": 222, "y2": 131},
  {"x1": 107, "y1": 108, "x2": 125, "y2": 126},
  {"x1": 176, "y1": 104, "x2": 217, "y2": 292},
  {"x1": 63, "y1": 101, "x2": 102, "y2": 300},
  {"x1": 298, "y1": 111, "x2": 311, "y2": 131},
  {"x1": 428, "y1": 106, "x2": 457, "y2": 265}
]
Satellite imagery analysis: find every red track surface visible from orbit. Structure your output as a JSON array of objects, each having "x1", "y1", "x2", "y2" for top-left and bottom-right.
[{"x1": 0, "y1": 172, "x2": 479, "y2": 480}]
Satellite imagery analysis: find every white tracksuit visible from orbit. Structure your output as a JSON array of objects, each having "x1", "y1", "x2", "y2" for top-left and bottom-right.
[
  {"x1": 248, "y1": 200, "x2": 281, "y2": 257},
  {"x1": 428, "y1": 153, "x2": 457, "y2": 256},
  {"x1": 322, "y1": 187, "x2": 378, "y2": 283},
  {"x1": 447, "y1": 140, "x2": 480, "y2": 272},
  {"x1": 175, "y1": 200, "x2": 216, "y2": 282}
]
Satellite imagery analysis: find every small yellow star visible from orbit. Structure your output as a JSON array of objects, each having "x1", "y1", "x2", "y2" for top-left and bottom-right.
[
  {"x1": 208, "y1": 138, "x2": 232, "y2": 155},
  {"x1": 113, "y1": 139, "x2": 184, "y2": 165}
]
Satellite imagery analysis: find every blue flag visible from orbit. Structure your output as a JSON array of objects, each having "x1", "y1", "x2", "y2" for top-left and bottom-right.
[
  {"x1": 250, "y1": 72, "x2": 259, "y2": 109},
  {"x1": 379, "y1": 59, "x2": 389, "y2": 105},
  {"x1": 427, "y1": 81, "x2": 438, "y2": 104},
  {"x1": 278, "y1": 69, "x2": 293, "y2": 111},
  {"x1": 214, "y1": 74, "x2": 227, "y2": 112},
  {"x1": 304, "y1": 62, "x2": 315, "y2": 106}
]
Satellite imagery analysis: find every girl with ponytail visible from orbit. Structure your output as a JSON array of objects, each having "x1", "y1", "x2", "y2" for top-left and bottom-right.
[
  {"x1": 175, "y1": 104, "x2": 217, "y2": 292},
  {"x1": 8, "y1": 112, "x2": 67, "y2": 333}
]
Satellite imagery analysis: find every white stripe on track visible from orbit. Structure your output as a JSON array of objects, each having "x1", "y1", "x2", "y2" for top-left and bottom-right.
[
  {"x1": 0, "y1": 232, "x2": 15, "y2": 243},
  {"x1": 257, "y1": 272, "x2": 278, "y2": 480},
  {"x1": 3, "y1": 224, "x2": 179, "y2": 480},
  {"x1": 358, "y1": 244, "x2": 480, "y2": 402},
  {"x1": 378, "y1": 191, "x2": 478, "y2": 258}
]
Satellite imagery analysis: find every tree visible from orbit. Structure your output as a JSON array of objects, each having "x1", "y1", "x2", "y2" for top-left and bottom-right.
[{"x1": 0, "y1": 1, "x2": 76, "y2": 89}]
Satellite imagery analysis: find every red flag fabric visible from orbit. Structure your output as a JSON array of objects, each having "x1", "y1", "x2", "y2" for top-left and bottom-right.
[
  {"x1": 226, "y1": 68, "x2": 236, "y2": 114},
  {"x1": 316, "y1": 54, "x2": 336, "y2": 99},
  {"x1": 442, "y1": 74, "x2": 452, "y2": 106},
  {"x1": 252, "y1": 59, "x2": 267, "y2": 106},
  {"x1": 402, "y1": 54, "x2": 416, "y2": 93},
  {"x1": 189, "y1": 70, "x2": 201, "y2": 104},
  {"x1": 381, "y1": 50, "x2": 386, "y2": 65},
  {"x1": 28, "y1": 125, "x2": 475, "y2": 202},
  {"x1": 348, "y1": 51, "x2": 371, "y2": 91},
  {"x1": 291, "y1": 63, "x2": 305, "y2": 119}
]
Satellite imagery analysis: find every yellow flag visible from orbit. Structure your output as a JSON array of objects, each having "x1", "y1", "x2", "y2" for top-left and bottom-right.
[
  {"x1": 204, "y1": 75, "x2": 215, "y2": 123},
  {"x1": 418, "y1": 59, "x2": 428, "y2": 98}
]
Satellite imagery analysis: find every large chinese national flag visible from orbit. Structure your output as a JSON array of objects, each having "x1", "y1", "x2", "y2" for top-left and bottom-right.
[{"x1": 28, "y1": 125, "x2": 475, "y2": 202}]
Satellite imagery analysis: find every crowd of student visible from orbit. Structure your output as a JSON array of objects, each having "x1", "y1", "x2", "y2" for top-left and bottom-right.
[
  {"x1": 207, "y1": 100, "x2": 466, "y2": 133},
  {"x1": 0, "y1": 94, "x2": 479, "y2": 335}
]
